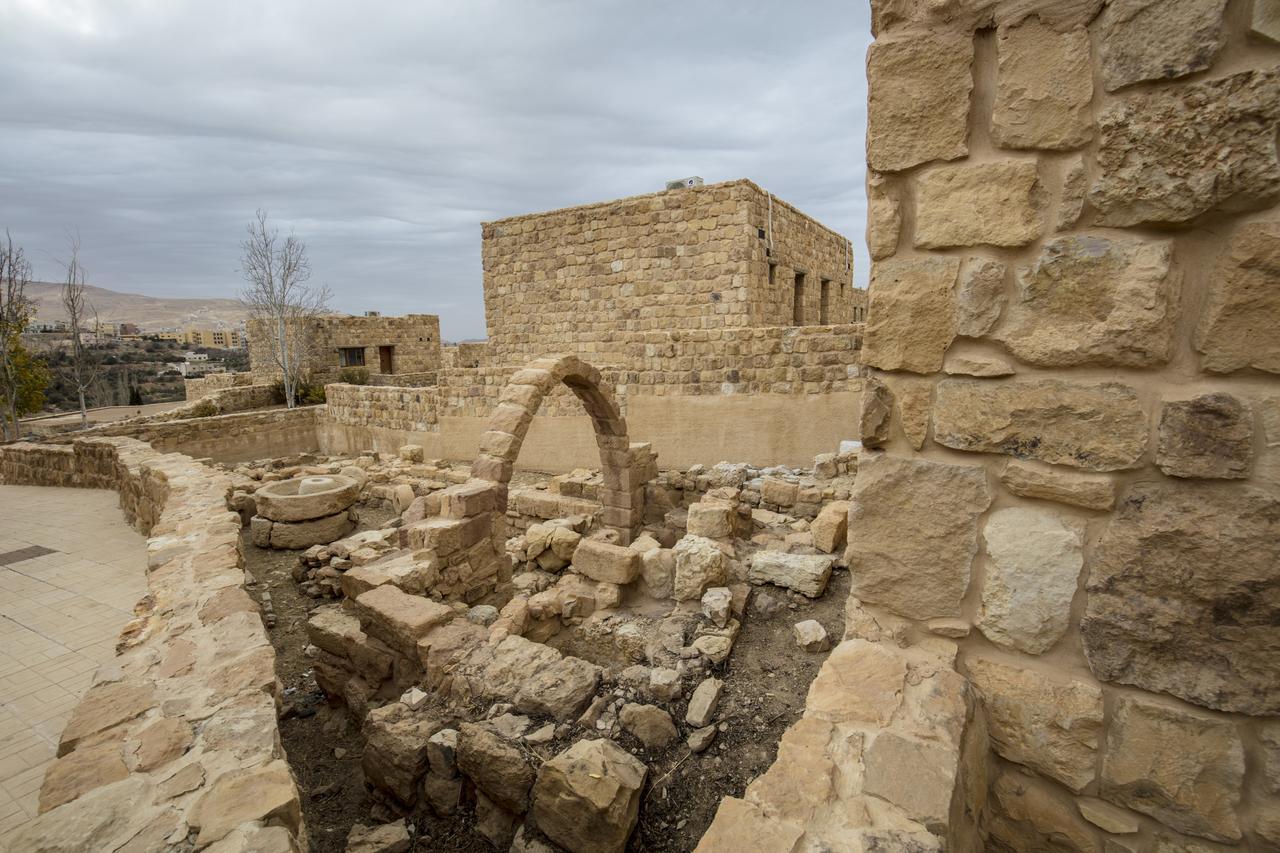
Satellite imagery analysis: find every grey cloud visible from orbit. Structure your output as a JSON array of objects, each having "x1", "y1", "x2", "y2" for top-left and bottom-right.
[{"x1": 0, "y1": 0, "x2": 872, "y2": 340}]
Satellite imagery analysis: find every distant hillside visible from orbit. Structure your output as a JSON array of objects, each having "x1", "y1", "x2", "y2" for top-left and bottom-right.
[{"x1": 26, "y1": 281, "x2": 248, "y2": 330}]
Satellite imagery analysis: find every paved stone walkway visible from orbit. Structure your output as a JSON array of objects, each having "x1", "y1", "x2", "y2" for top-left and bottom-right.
[{"x1": 0, "y1": 485, "x2": 146, "y2": 840}]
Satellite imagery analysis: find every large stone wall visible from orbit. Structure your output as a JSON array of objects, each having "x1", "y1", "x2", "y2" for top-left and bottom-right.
[
  {"x1": 0, "y1": 437, "x2": 303, "y2": 852},
  {"x1": 248, "y1": 313, "x2": 442, "y2": 382},
  {"x1": 715, "y1": 3, "x2": 1280, "y2": 851}
]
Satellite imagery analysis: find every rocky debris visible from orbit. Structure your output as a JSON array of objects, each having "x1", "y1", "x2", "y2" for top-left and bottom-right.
[
  {"x1": 1081, "y1": 482, "x2": 1280, "y2": 715},
  {"x1": 1156, "y1": 393, "x2": 1254, "y2": 479},
  {"x1": 685, "y1": 677, "x2": 724, "y2": 728},
  {"x1": 345, "y1": 819, "x2": 411, "y2": 853},
  {"x1": 1196, "y1": 221, "x2": 1280, "y2": 375},
  {"x1": 748, "y1": 552, "x2": 833, "y2": 598},
  {"x1": 1101, "y1": 694, "x2": 1244, "y2": 842},
  {"x1": 571, "y1": 538, "x2": 641, "y2": 584},
  {"x1": 808, "y1": 501, "x2": 849, "y2": 553},
  {"x1": 472, "y1": 635, "x2": 602, "y2": 721},
  {"x1": 619, "y1": 703, "x2": 679, "y2": 750},
  {"x1": 361, "y1": 702, "x2": 443, "y2": 806},
  {"x1": 686, "y1": 500, "x2": 737, "y2": 539},
  {"x1": 992, "y1": 17, "x2": 1092, "y2": 150},
  {"x1": 793, "y1": 620, "x2": 831, "y2": 652},
  {"x1": 1100, "y1": 0, "x2": 1226, "y2": 91},
  {"x1": 979, "y1": 507, "x2": 1084, "y2": 655},
  {"x1": 672, "y1": 535, "x2": 729, "y2": 601},
  {"x1": 914, "y1": 161, "x2": 1045, "y2": 249},
  {"x1": 466, "y1": 604, "x2": 500, "y2": 626},
  {"x1": 458, "y1": 722, "x2": 536, "y2": 814},
  {"x1": 353, "y1": 584, "x2": 454, "y2": 658},
  {"x1": 531, "y1": 738, "x2": 647, "y2": 853},
  {"x1": 862, "y1": 256, "x2": 960, "y2": 374},
  {"x1": 701, "y1": 587, "x2": 732, "y2": 627},
  {"x1": 866, "y1": 32, "x2": 972, "y2": 172},
  {"x1": 649, "y1": 667, "x2": 681, "y2": 701},
  {"x1": 687, "y1": 725, "x2": 718, "y2": 753},
  {"x1": 999, "y1": 460, "x2": 1116, "y2": 511}
]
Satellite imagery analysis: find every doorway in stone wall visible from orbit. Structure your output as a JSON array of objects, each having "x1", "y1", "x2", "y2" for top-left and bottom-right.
[{"x1": 378, "y1": 345, "x2": 394, "y2": 373}]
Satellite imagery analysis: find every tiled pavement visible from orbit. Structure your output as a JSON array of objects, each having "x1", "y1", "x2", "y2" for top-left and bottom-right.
[{"x1": 0, "y1": 485, "x2": 146, "y2": 841}]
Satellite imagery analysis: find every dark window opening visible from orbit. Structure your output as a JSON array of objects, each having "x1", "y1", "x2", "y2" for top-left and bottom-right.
[
  {"x1": 793, "y1": 272, "x2": 806, "y2": 325},
  {"x1": 339, "y1": 347, "x2": 366, "y2": 367},
  {"x1": 768, "y1": 262, "x2": 777, "y2": 286},
  {"x1": 820, "y1": 278, "x2": 831, "y2": 325}
]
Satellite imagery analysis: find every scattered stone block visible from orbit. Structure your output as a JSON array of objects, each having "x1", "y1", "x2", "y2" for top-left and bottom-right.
[
  {"x1": 346, "y1": 819, "x2": 411, "y2": 853},
  {"x1": 686, "y1": 501, "x2": 736, "y2": 539},
  {"x1": 362, "y1": 703, "x2": 442, "y2": 805},
  {"x1": 398, "y1": 444, "x2": 425, "y2": 463},
  {"x1": 809, "y1": 501, "x2": 849, "y2": 553},
  {"x1": 532, "y1": 739, "x2": 647, "y2": 853},
  {"x1": 672, "y1": 535, "x2": 729, "y2": 601},
  {"x1": 688, "y1": 725, "x2": 717, "y2": 753},
  {"x1": 701, "y1": 587, "x2": 732, "y2": 627},
  {"x1": 354, "y1": 584, "x2": 454, "y2": 658},
  {"x1": 686, "y1": 677, "x2": 724, "y2": 728},
  {"x1": 748, "y1": 552, "x2": 833, "y2": 598},
  {"x1": 649, "y1": 668, "x2": 681, "y2": 701},
  {"x1": 571, "y1": 539, "x2": 640, "y2": 584},
  {"x1": 792, "y1": 620, "x2": 830, "y2": 652},
  {"x1": 458, "y1": 723, "x2": 535, "y2": 814},
  {"x1": 619, "y1": 703, "x2": 678, "y2": 750}
]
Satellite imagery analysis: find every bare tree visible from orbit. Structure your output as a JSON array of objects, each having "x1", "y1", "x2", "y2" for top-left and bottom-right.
[
  {"x1": 238, "y1": 210, "x2": 330, "y2": 408},
  {"x1": 60, "y1": 235, "x2": 101, "y2": 427},
  {"x1": 0, "y1": 232, "x2": 33, "y2": 441}
]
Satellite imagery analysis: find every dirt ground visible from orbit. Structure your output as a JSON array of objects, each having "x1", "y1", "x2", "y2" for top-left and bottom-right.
[{"x1": 249, "y1": 509, "x2": 850, "y2": 853}]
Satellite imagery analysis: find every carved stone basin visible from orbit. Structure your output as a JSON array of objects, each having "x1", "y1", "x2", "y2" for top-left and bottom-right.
[{"x1": 256, "y1": 475, "x2": 360, "y2": 523}]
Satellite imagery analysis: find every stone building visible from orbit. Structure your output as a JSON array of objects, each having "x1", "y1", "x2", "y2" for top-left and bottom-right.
[{"x1": 248, "y1": 313, "x2": 442, "y2": 386}]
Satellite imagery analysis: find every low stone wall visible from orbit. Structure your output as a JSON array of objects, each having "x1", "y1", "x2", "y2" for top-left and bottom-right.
[
  {"x1": 85, "y1": 407, "x2": 321, "y2": 464},
  {"x1": 325, "y1": 383, "x2": 440, "y2": 432},
  {"x1": 185, "y1": 372, "x2": 254, "y2": 400},
  {"x1": 0, "y1": 436, "x2": 303, "y2": 852},
  {"x1": 367, "y1": 371, "x2": 437, "y2": 387}
]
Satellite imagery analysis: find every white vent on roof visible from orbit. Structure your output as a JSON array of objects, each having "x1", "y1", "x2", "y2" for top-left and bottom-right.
[{"x1": 665, "y1": 176, "x2": 705, "y2": 190}]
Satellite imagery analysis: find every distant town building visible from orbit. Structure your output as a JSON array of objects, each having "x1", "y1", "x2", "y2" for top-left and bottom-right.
[{"x1": 247, "y1": 313, "x2": 441, "y2": 385}]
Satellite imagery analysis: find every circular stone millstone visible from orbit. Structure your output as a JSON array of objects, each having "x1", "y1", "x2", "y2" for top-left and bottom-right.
[{"x1": 255, "y1": 474, "x2": 360, "y2": 523}]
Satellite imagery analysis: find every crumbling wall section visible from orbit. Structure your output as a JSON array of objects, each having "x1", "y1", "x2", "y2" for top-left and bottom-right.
[{"x1": 0, "y1": 436, "x2": 303, "y2": 852}]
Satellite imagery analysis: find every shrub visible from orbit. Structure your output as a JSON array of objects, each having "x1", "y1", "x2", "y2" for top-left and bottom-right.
[{"x1": 338, "y1": 367, "x2": 370, "y2": 385}]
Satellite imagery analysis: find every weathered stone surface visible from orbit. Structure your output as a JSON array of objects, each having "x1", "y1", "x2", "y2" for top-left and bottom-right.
[
  {"x1": 980, "y1": 507, "x2": 1084, "y2": 654},
  {"x1": 748, "y1": 552, "x2": 833, "y2": 598},
  {"x1": 992, "y1": 19, "x2": 1092, "y2": 149},
  {"x1": 862, "y1": 256, "x2": 960, "y2": 374},
  {"x1": 39, "y1": 742, "x2": 129, "y2": 812},
  {"x1": 571, "y1": 538, "x2": 640, "y2": 584},
  {"x1": 1082, "y1": 482, "x2": 1280, "y2": 715},
  {"x1": 619, "y1": 703, "x2": 678, "y2": 750},
  {"x1": 761, "y1": 476, "x2": 798, "y2": 507},
  {"x1": 269, "y1": 510, "x2": 355, "y2": 549},
  {"x1": 1255, "y1": 0, "x2": 1280, "y2": 42},
  {"x1": 475, "y1": 792, "x2": 520, "y2": 849},
  {"x1": 1100, "y1": 0, "x2": 1226, "y2": 91},
  {"x1": 870, "y1": 0, "x2": 1105, "y2": 36},
  {"x1": 1077, "y1": 798, "x2": 1140, "y2": 835},
  {"x1": 849, "y1": 453, "x2": 991, "y2": 620},
  {"x1": 517, "y1": 656, "x2": 603, "y2": 721},
  {"x1": 793, "y1": 619, "x2": 831, "y2": 652},
  {"x1": 998, "y1": 235, "x2": 1179, "y2": 368},
  {"x1": 346, "y1": 819, "x2": 411, "y2": 853},
  {"x1": 805, "y1": 639, "x2": 906, "y2": 726},
  {"x1": 1090, "y1": 68, "x2": 1280, "y2": 227},
  {"x1": 1195, "y1": 221, "x2": 1280, "y2": 375},
  {"x1": 966, "y1": 655, "x2": 1103, "y2": 792},
  {"x1": 129, "y1": 717, "x2": 193, "y2": 772},
  {"x1": 639, "y1": 546, "x2": 674, "y2": 600},
  {"x1": 1000, "y1": 460, "x2": 1116, "y2": 511},
  {"x1": 255, "y1": 475, "x2": 359, "y2": 522},
  {"x1": 915, "y1": 161, "x2": 1044, "y2": 249},
  {"x1": 190, "y1": 760, "x2": 301, "y2": 846},
  {"x1": 989, "y1": 768, "x2": 1103, "y2": 853},
  {"x1": 809, "y1": 501, "x2": 849, "y2": 553},
  {"x1": 686, "y1": 677, "x2": 724, "y2": 728},
  {"x1": 694, "y1": 797, "x2": 804, "y2": 853},
  {"x1": 1156, "y1": 393, "x2": 1253, "y2": 479},
  {"x1": 5, "y1": 777, "x2": 156, "y2": 853},
  {"x1": 1260, "y1": 722, "x2": 1280, "y2": 794},
  {"x1": 59, "y1": 682, "x2": 154, "y2": 755},
  {"x1": 934, "y1": 379, "x2": 1148, "y2": 472},
  {"x1": 354, "y1": 584, "x2": 453, "y2": 658},
  {"x1": 857, "y1": 376, "x2": 893, "y2": 448},
  {"x1": 887, "y1": 375, "x2": 933, "y2": 450},
  {"x1": 532, "y1": 739, "x2": 647, "y2": 853},
  {"x1": 686, "y1": 501, "x2": 736, "y2": 539},
  {"x1": 864, "y1": 732, "x2": 957, "y2": 834},
  {"x1": 944, "y1": 352, "x2": 1015, "y2": 377},
  {"x1": 458, "y1": 723, "x2": 535, "y2": 813},
  {"x1": 1057, "y1": 155, "x2": 1088, "y2": 230},
  {"x1": 867, "y1": 173, "x2": 901, "y2": 260},
  {"x1": 362, "y1": 702, "x2": 442, "y2": 804},
  {"x1": 866, "y1": 33, "x2": 972, "y2": 172},
  {"x1": 1101, "y1": 695, "x2": 1244, "y2": 842},
  {"x1": 672, "y1": 535, "x2": 729, "y2": 601},
  {"x1": 955, "y1": 257, "x2": 1006, "y2": 338}
]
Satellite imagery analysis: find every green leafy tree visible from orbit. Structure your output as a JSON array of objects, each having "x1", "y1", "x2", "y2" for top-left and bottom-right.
[{"x1": 0, "y1": 337, "x2": 49, "y2": 423}]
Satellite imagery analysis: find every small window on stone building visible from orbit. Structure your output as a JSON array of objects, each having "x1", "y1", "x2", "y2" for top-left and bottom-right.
[
  {"x1": 820, "y1": 278, "x2": 831, "y2": 325},
  {"x1": 793, "y1": 272, "x2": 806, "y2": 325},
  {"x1": 339, "y1": 347, "x2": 365, "y2": 367},
  {"x1": 768, "y1": 262, "x2": 777, "y2": 286}
]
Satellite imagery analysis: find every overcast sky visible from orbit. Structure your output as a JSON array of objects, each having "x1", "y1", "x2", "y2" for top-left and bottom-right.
[{"x1": 0, "y1": 0, "x2": 872, "y2": 341}]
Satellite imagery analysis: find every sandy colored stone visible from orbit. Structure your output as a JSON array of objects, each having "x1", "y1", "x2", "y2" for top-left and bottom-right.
[
  {"x1": 532, "y1": 738, "x2": 647, "y2": 853},
  {"x1": 619, "y1": 703, "x2": 678, "y2": 750},
  {"x1": 1090, "y1": 68, "x2": 1280, "y2": 227},
  {"x1": 1082, "y1": 481, "x2": 1280, "y2": 715},
  {"x1": 571, "y1": 538, "x2": 640, "y2": 584},
  {"x1": 1255, "y1": 0, "x2": 1280, "y2": 42},
  {"x1": 943, "y1": 352, "x2": 1015, "y2": 377},
  {"x1": 914, "y1": 161, "x2": 1044, "y2": 249},
  {"x1": 955, "y1": 256, "x2": 1006, "y2": 338},
  {"x1": 805, "y1": 639, "x2": 906, "y2": 726},
  {"x1": 354, "y1": 583, "x2": 454, "y2": 658},
  {"x1": 1078, "y1": 798, "x2": 1140, "y2": 835},
  {"x1": 255, "y1": 474, "x2": 359, "y2": 522},
  {"x1": 1057, "y1": 155, "x2": 1088, "y2": 231},
  {"x1": 1100, "y1": 0, "x2": 1227, "y2": 91},
  {"x1": 934, "y1": 378, "x2": 1148, "y2": 472},
  {"x1": 1000, "y1": 460, "x2": 1116, "y2": 511},
  {"x1": 1101, "y1": 694, "x2": 1244, "y2": 842},
  {"x1": 866, "y1": 33, "x2": 972, "y2": 172},
  {"x1": 639, "y1": 546, "x2": 674, "y2": 599},
  {"x1": 516, "y1": 655, "x2": 602, "y2": 721},
  {"x1": 863, "y1": 732, "x2": 958, "y2": 834},
  {"x1": 1156, "y1": 393, "x2": 1253, "y2": 479},
  {"x1": 989, "y1": 769, "x2": 1103, "y2": 853},
  {"x1": 59, "y1": 682, "x2": 155, "y2": 755},
  {"x1": 686, "y1": 501, "x2": 735, "y2": 539},
  {"x1": 269, "y1": 510, "x2": 354, "y2": 549},
  {"x1": 458, "y1": 722, "x2": 535, "y2": 814},
  {"x1": 695, "y1": 797, "x2": 804, "y2": 853},
  {"x1": 862, "y1": 256, "x2": 959, "y2": 373},
  {"x1": 1263, "y1": 396, "x2": 1280, "y2": 491},
  {"x1": 5, "y1": 777, "x2": 158, "y2": 853},
  {"x1": 748, "y1": 552, "x2": 833, "y2": 598},
  {"x1": 190, "y1": 760, "x2": 301, "y2": 846},
  {"x1": 672, "y1": 535, "x2": 729, "y2": 601},
  {"x1": 809, "y1": 501, "x2": 849, "y2": 553},
  {"x1": 866, "y1": 173, "x2": 901, "y2": 260},
  {"x1": 346, "y1": 820, "x2": 411, "y2": 853},
  {"x1": 362, "y1": 702, "x2": 442, "y2": 804},
  {"x1": 1195, "y1": 221, "x2": 1280, "y2": 375},
  {"x1": 887, "y1": 375, "x2": 933, "y2": 450},
  {"x1": 848, "y1": 452, "x2": 991, "y2": 620},
  {"x1": 998, "y1": 234, "x2": 1179, "y2": 368},
  {"x1": 685, "y1": 677, "x2": 725, "y2": 728},
  {"x1": 979, "y1": 507, "x2": 1084, "y2": 655},
  {"x1": 857, "y1": 376, "x2": 893, "y2": 448},
  {"x1": 129, "y1": 717, "x2": 193, "y2": 772},
  {"x1": 992, "y1": 19, "x2": 1093, "y2": 149},
  {"x1": 870, "y1": 0, "x2": 1105, "y2": 35},
  {"x1": 38, "y1": 742, "x2": 130, "y2": 813},
  {"x1": 966, "y1": 655, "x2": 1102, "y2": 793}
]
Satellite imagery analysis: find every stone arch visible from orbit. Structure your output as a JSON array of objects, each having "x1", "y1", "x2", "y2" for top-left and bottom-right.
[{"x1": 472, "y1": 354, "x2": 643, "y2": 542}]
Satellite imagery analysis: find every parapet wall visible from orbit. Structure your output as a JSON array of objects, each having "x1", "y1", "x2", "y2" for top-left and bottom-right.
[
  {"x1": 0, "y1": 437, "x2": 303, "y2": 852},
  {"x1": 185, "y1": 372, "x2": 254, "y2": 400}
]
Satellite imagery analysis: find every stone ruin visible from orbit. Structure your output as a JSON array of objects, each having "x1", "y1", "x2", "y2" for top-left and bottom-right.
[
  {"x1": 250, "y1": 474, "x2": 360, "y2": 549},
  {"x1": 3, "y1": 1, "x2": 1280, "y2": 851}
]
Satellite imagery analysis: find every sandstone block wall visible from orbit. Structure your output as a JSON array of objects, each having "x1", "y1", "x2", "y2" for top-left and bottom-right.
[
  {"x1": 248, "y1": 313, "x2": 442, "y2": 382},
  {"x1": 807, "y1": 2, "x2": 1279, "y2": 850},
  {"x1": 184, "y1": 371, "x2": 253, "y2": 400},
  {"x1": 0, "y1": 437, "x2": 303, "y2": 852}
]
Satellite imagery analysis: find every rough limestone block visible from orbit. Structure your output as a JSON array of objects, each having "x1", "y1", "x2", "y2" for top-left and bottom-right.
[
  {"x1": 672, "y1": 535, "x2": 729, "y2": 601},
  {"x1": 571, "y1": 539, "x2": 640, "y2": 584},
  {"x1": 866, "y1": 173, "x2": 901, "y2": 260},
  {"x1": 914, "y1": 161, "x2": 1045, "y2": 249},
  {"x1": 934, "y1": 379, "x2": 1148, "y2": 472},
  {"x1": 748, "y1": 552, "x2": 834, "y2": 599},
  {"x1": 685, "y1": 678, "x2": 724, "y2": 728},
  {"x1": 1195, "y1": 221, "x2": 1280, "y2": 375},
  {"x1": 269, "y1": 511, "x2": 355, "y2": 550},
  {"x1": 1100, "y1": 0, "x2": 1227, "y2": 91},
  {"x1": 866, "y1": 33, "x2": 972, "y2": 172},
  {"x1": 863, "y1": 732, "x2": 957, "y2": 833},
  {"x1": 997, "y1": 235, "x2": 1179, "y2": 368},
  {"x1": 686, "y1": 501, "x2": 736, "y2": 539},
  {"x1": 458, "y1": 723, "x2": 535, "y2": 814},
  {"x1": 1156, "y1": 393, "x2": 1253, "y2": 479},
  {"x1": 992, "y1": 19, "x2": 1093, "y2": 150},
  {"x1": 354, "y1": 584, "x2": 454, "y2": 659},
  {"x1": 862, "y1": 256, "x2": 960, "y2": 374},
  {"x1": 531, "y1": 739, "x2": 646, "y2": 853},
  {"x1": 792, "y1": 620, "x2": 831, "y2": 652},
  {"x1": 1082, "y1": 482, "x2": 1280, "y2": 715},
  {"x1": 809, "y1": 501, "x2": 849, "y2": 553},
  {"x1": 965, "y1": 655, "x2": 1102, "y2": 793},
  {"x1": 999, "y1": 460, "x2": 1116, "y2": 511},
  {"x1": 979, "y1": 507, "x2": 1085, "y2": 655},
  {"x1": 361, "y1": 702, "x2": 441, "y2": 805},
  {"x1": 848, "y1": 453, "x2": 991, "y2": 621},
  {"x1": 955, "y1": 257, "x2": 1006, "y2": 338},
  {"x1": 1254, "y1": 0, "x2": 1280, "y2": 43},
  {"x1": 988, "y1": 769, "x2": 1106, "y2": 853},
  {"x1": 1056, "y1": 156, "x2": 1088, "y2": 231},
  {"x1": 1101, "y1": 694, "x2": 1244, "y2": 842},
  {"x1": 1090, "y1": 68, "x2": 1280, "y2": 226}
]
